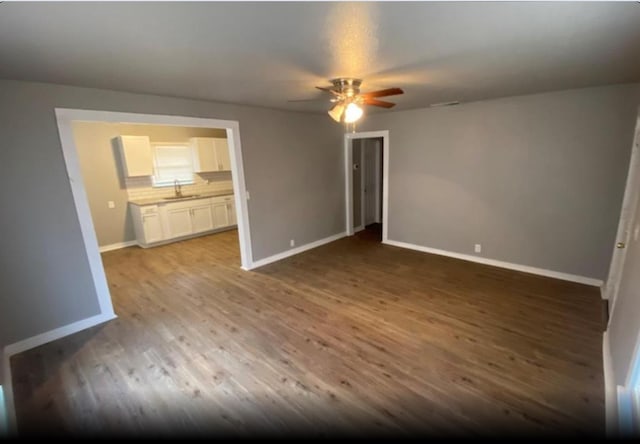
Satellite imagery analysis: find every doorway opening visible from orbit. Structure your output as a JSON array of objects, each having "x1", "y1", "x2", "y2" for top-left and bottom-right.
[
  {"x1": 344, "y1": 131, "x2": 389, "y2": 242},
  {"x1": 55, "y1": 109, "x2": 253, "y2": 319}
]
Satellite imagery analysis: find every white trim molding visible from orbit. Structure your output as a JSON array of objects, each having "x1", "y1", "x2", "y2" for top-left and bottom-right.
[
  {"x1": 603, "y1": 331, "x2": 618, "y2": 437},
  {"x1": 2, "y1": 312, "x2": 116, "y2": 435},
  {"x1": 99, "y1": 240, "x2": 138, "y2": 253},
  {"x1": 248, "y1": 232, "x2": 347, "y2": 270},
  {"x1": 384, "y1": 239, "x2": 603, "y2": 287}
]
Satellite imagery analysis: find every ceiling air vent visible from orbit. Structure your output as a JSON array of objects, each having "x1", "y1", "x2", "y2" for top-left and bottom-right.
[{"x1": 429, "y1": 101, "x2": 460, "y2": 108}]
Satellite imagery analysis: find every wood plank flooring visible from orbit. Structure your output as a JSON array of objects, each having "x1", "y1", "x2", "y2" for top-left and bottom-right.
[{"x1": 11, "y1": 226, "x2": 605, "y2": 436}]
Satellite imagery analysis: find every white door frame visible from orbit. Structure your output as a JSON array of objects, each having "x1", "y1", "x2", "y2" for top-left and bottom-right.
[
  {"x1": 55, "y1": 108, "x2": 254, "y2": 318},
  {"x1": 344, "y1": 130, "x2": 389, "y2": 240},
  {"x1": 605, "y1": 114, "x2": 640, "y2": 321}
]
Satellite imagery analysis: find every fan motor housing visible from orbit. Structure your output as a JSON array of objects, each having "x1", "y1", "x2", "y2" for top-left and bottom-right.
[{"x1": 331, "y1": 78, "x2": 362, "y2": 97}]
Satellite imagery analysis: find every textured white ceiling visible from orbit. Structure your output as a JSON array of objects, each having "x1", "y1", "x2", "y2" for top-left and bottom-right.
[{"x1": 1, "y1": 2, "x2": 639, "y2": 114}]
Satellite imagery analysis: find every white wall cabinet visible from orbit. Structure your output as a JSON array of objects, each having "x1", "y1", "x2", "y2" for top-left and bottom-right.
[
  {"x1": 131, "y1": 205, "x2": 165, "y2": 246},
  {"x1": 190, "y1": 137, "x2": 231, "y2": 173},
  {"x1": 116, "y1": 135, "x2": 153, "y2": 177}
]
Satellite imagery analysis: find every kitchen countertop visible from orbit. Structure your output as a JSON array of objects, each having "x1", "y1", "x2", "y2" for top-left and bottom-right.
[{"x1": 129, "y1": 190, "x2": 234, "y2": 206}]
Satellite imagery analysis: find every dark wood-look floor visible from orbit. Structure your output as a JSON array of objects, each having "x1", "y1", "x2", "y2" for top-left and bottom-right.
[{"x1": 11, "y1": 226, "x2": 605, "y2": 436}]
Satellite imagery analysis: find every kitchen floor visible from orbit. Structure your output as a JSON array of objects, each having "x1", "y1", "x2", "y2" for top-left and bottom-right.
[{"x1": 11, "y1": 227, "x2": 605, "y2": 436}]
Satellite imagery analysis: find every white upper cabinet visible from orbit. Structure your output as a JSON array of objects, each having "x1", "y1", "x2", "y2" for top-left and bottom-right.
[
  {"x1": 215, "y1": 139, "x2": 231, "y2": 171},
  {"x1": 190, "y1": 137, "x2": 231, "y2": 172},
  {"x1": 116, "y1": 135, "x2": 153, "y2": 177}
]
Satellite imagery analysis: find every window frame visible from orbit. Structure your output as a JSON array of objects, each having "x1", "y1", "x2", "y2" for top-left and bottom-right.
[{"x1": 151, "y1": 142, "x2": 195, "y2": 188}]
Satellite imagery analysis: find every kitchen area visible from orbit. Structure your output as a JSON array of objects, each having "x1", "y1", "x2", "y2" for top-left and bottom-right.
[{"x1": 71, "y1": 122, "x2": 238, "y2": 252}]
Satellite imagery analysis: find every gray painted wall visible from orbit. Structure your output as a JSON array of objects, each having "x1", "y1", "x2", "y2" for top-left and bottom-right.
[
  {"x1": 361, "y1": 83, "x2": 640, "y2": 280},
  {"x1": 0, "y1": 79, "x2": 343, "y2": 382},
  {"x1": 72, "y1": 122, "x2": 227, "y2": 247}
]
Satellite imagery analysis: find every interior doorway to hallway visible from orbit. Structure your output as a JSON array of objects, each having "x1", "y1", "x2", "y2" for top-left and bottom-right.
[
  {"x1": 344, "y1": 131, "x2": 389, "y2": 242},
  {"x1": 353, "y1": 137, "x2": 383, "y2": 240}
]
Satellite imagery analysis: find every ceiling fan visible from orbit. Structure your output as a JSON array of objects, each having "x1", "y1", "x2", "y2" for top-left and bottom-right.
[{"x1": 313, "y1": 78, "x2": 404, "y2": 123}]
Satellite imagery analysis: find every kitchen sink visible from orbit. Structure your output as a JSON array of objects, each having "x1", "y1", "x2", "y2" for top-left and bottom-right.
[{"x1": 163, "y1": 194, "x2": 200, "y2": 200}]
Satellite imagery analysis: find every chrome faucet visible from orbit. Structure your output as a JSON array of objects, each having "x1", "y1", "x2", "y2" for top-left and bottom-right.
[{"x1": 174, "y1": 179, "x2": 183, "y2": 197}]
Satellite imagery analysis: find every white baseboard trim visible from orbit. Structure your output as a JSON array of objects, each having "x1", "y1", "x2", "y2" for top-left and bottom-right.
[
  {"x1": 383, "y1": 239, "x2": 603, "y2": 287},
  {"x1": 99, "y1": 240, "x2": 137, "y2": 253},
  {"x1": 354, "y1": 225, "x2": 364, "y2": 233},
  {"x1": 2, "y1": 312, "x2": 116, "y2": 435},
  {"x1": 603, "y1": 331, "x2": 618, "y2": 437},
  {"x1": 249, "y1": 232, "x2": 347, "y2": 270},
  {"x1": 601, "y1": 284, "x2": 609, "y2": 300}
]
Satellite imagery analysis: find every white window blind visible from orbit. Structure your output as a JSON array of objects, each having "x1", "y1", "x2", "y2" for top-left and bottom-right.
[{"x1": 152, "y1": 144, "x2": 194, "y2": 186}]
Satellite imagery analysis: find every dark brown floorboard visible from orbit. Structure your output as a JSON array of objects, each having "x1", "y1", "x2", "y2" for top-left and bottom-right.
[{"x1": 11, "y1": 227, "x2": 604, "y2": 436}]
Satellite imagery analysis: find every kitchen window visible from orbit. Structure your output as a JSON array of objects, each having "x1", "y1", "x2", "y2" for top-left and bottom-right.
[{"x1": 152, "y1": 143, "x2": 195, "y2": 187}]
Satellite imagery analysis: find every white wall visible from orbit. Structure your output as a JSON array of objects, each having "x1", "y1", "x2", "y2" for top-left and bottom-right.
[{"x1": 361, "y1": 83, "x2": 640, "y2": 281}]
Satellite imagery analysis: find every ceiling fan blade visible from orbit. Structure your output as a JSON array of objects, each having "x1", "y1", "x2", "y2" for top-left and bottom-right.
[
  {"x1": 361, "y1": 87, "x2": 404, "y2": 98},
  {"x1": 363, "y1": 98, "x2": 396, "y2": 108},
  {"x1": 316, "y1": 86, "x2": 341, "y2": 96}
]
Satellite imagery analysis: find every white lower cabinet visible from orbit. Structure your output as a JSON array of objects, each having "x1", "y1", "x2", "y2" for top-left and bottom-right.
[
  {"x1": 131, "y1": 205, "x2": 165, "y2": 246},
  {"x1": 131, "y1": 194, "x2": 236, "y2": 248},
  {"x1": 212, "y1": 202, "x2": 230, "y2": 228},
  {"x1": 165, "y1": 206, "x2": 193, "y2": 238},
  {"x1": 211, "y1": 195, "x2": 235, "y2": 229},
  {"x1": 141, "y1": 213, "x2": 164, "y2": 244},
  {"x1": 228, "y1": 202, "x2": 237, "y2": 226},
  {"x1": 191, "y1": 202, "x2": 215, "y2": 233}
]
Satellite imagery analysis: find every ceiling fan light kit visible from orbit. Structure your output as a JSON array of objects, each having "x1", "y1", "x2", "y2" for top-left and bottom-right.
[
  {"x1": 328, "y1": 102, "x2": 345, "y2": 122},
  {"x1": 315, "y1": 78, "x2": 404, "y2": 126},
  {"x1": 344, "y1": 102, "x2": 364, "y2": 123}
]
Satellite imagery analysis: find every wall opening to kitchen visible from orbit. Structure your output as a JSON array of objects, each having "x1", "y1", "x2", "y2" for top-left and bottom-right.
[
  {"x1": 55, "y1": 109, "x2": 253, "y2": 318},
  {"x1": 71, "y1": 122, "x2": 239, "y2": 253}
]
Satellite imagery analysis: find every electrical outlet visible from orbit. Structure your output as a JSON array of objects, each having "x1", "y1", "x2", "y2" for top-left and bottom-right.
[
  {"x1": 290, "y1": 239, "x2": 295, "y2": 247},
  {"x1": 246, "y1": 191, "x2": 251, "y2": 200},
  {"x1": 474, "y1": 244, "x2": 482, "y2": 253},
  {"x1": 107, "y1": 201, "x2": 115, "y2": 209}
]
